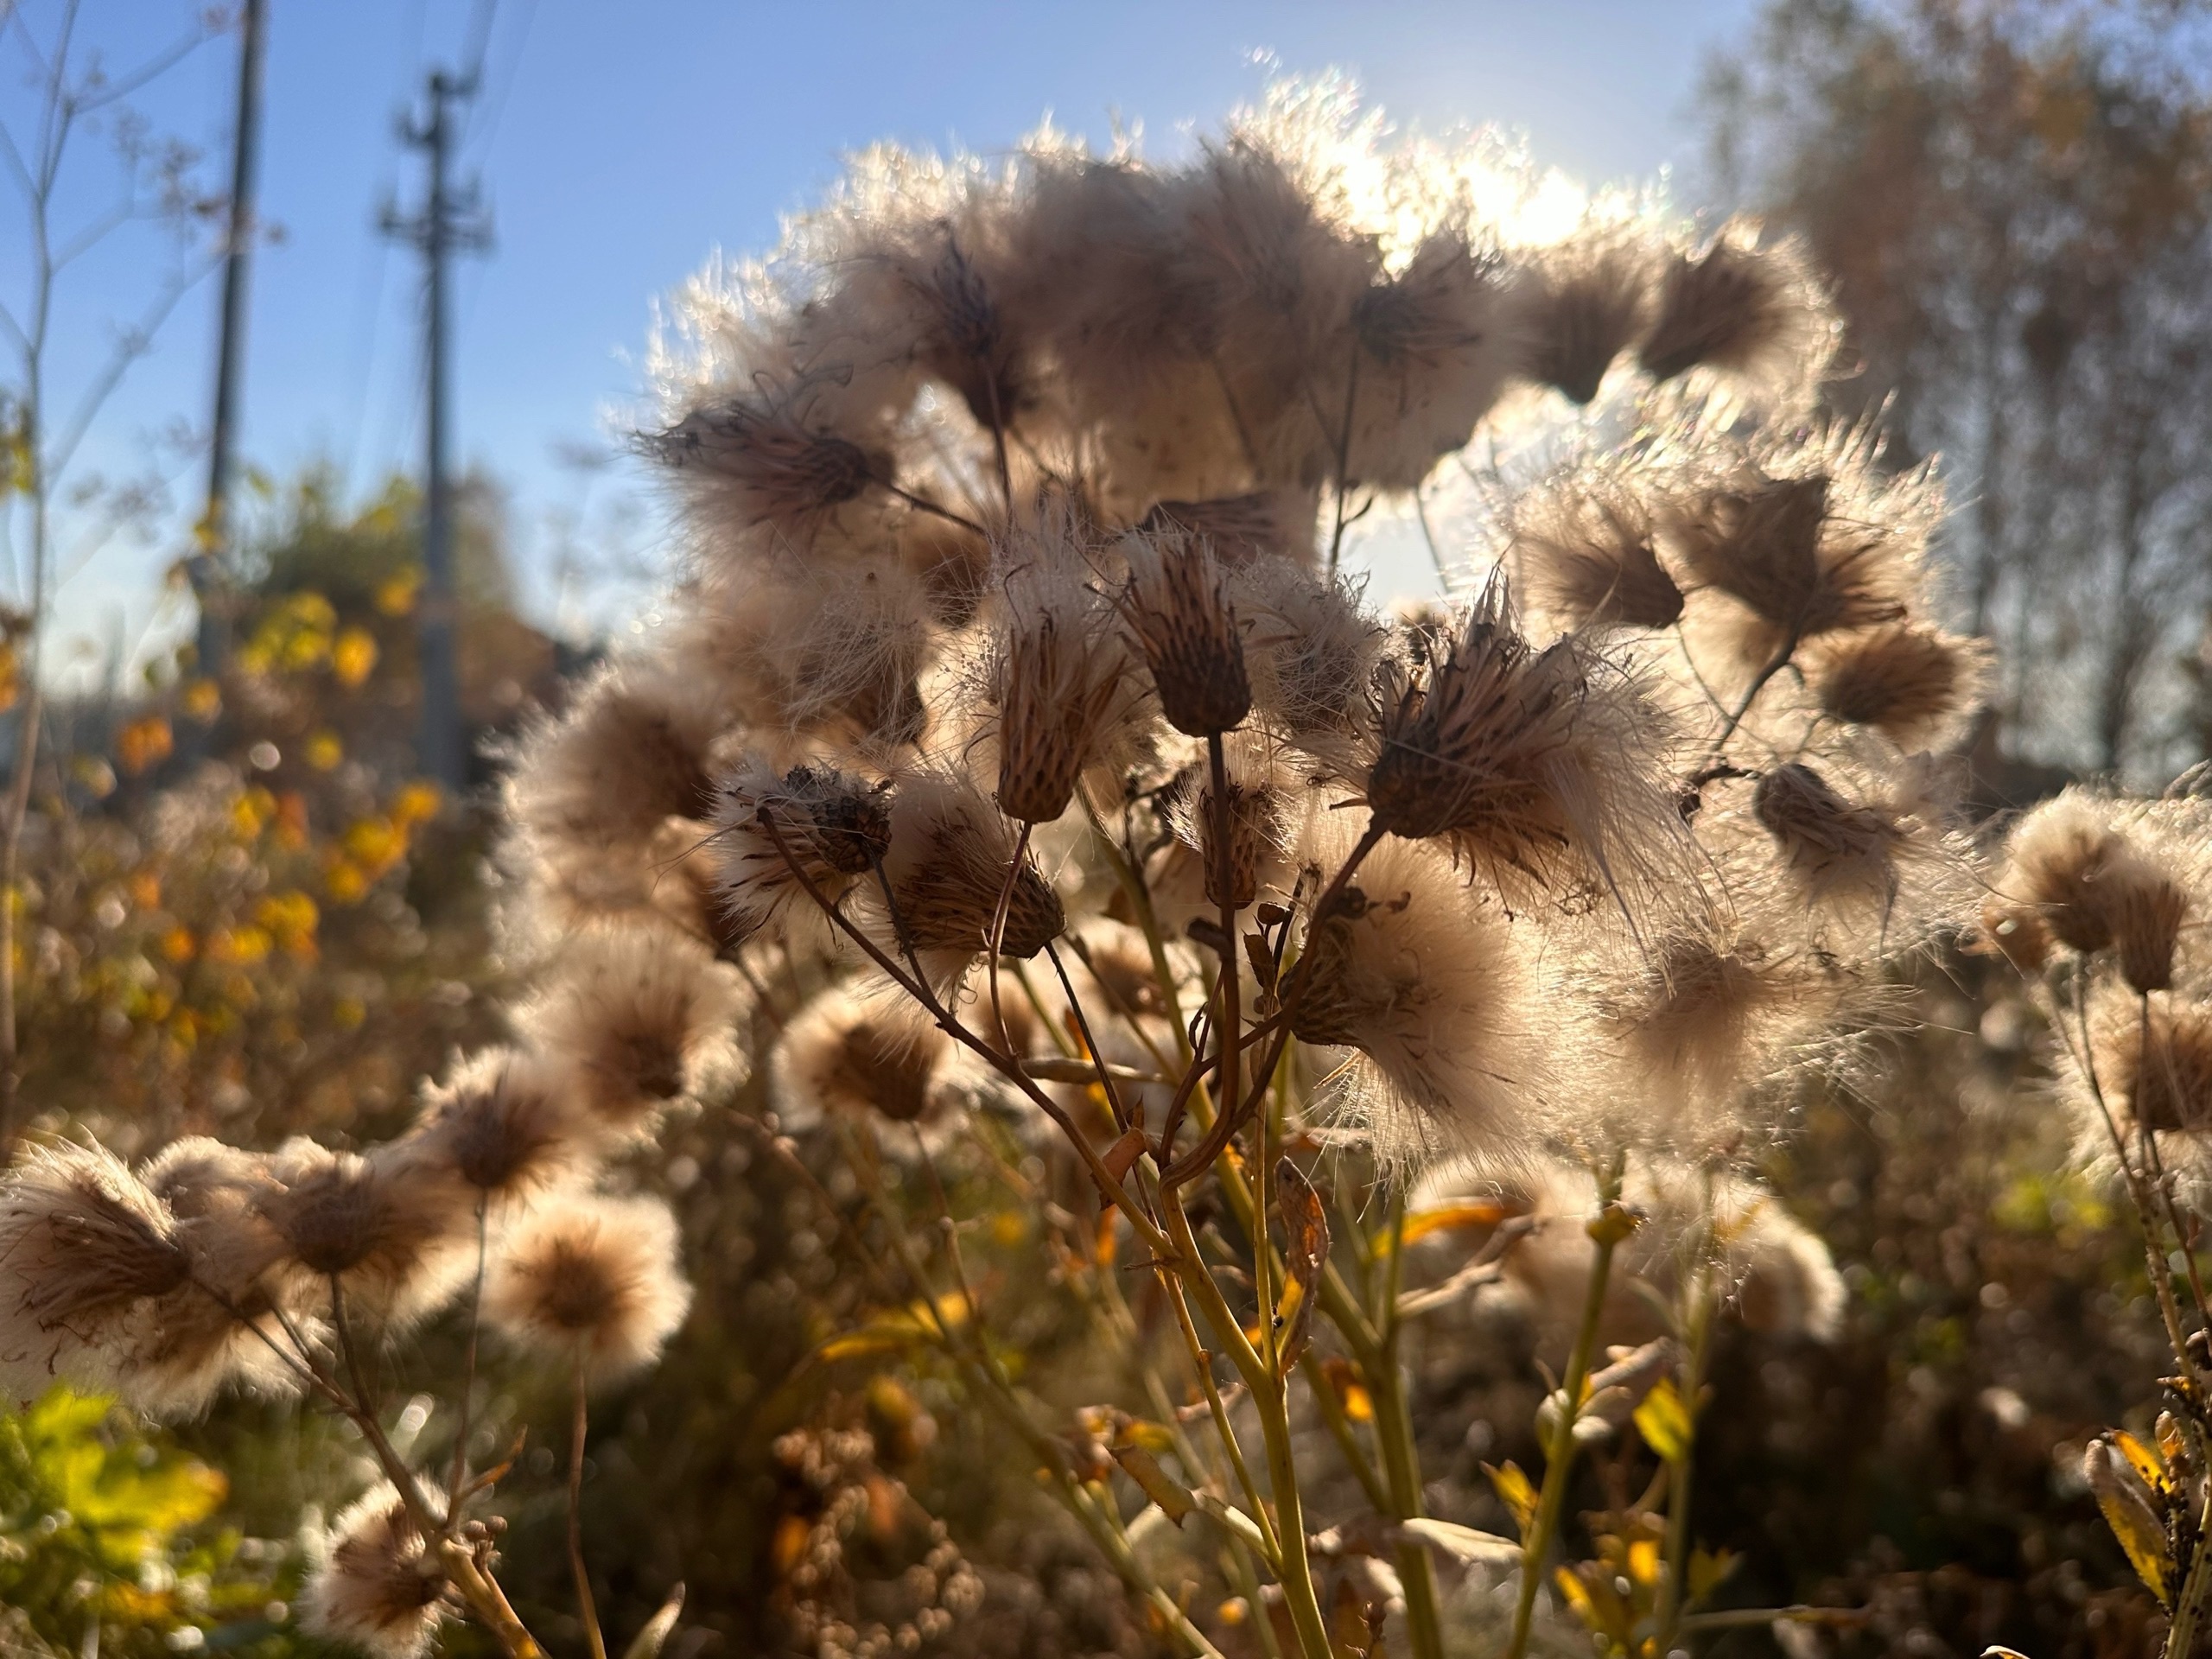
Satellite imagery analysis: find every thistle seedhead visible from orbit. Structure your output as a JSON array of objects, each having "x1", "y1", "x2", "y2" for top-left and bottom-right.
[
  {"x1": 643, "y1": 389, "x2": 885, "y2": 532},
  {"x1": 1510, "y1": 228, "x2": 1654, "y2": 405},
  {"x1": 484, "y1": 1193, "x2": 693, "y2": 1382},
  {"x1": 405, "y1": 1048, "x2": 588, "y2": 1200},
  {"x1": 714, "y1": 760, "x2": 894, "y2": 944},
  {"x1": 302, "y1": 1487, "x2": 447, "y2": 1659},
  {"x1": 1120, "y1": 530, "x2": 1251, "y2": 737},
  {"x1": 2097, "y1": 998, "x2": 2212, "y2": 1135},
  {"x1": 877, "y1": 772, "x2": 1065, "y2": 965},
  {"x1": 1805, "y1": 623, "x2": 1988, "y2": 747},
  {"x1": 1638, "y1": 226, "x2": 1831, "y2": 396},
  {"x1": 1510, "y1": 464, "x2": 1684, "y2": 632}
]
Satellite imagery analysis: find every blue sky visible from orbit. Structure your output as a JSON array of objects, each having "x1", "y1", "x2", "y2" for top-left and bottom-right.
[{"x1": 6, "y1": 0, "x2": 1764, "y2": 677}]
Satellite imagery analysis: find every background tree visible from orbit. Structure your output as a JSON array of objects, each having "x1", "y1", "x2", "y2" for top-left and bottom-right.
[{"x1": 1705, "y1": 0, "x2": 2212, "y2": 779}]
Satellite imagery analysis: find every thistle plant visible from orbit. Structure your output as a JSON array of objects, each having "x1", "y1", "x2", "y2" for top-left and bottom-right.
[{"x1": 0, "y1": 84, "x2": 1999, "y2": 1659}]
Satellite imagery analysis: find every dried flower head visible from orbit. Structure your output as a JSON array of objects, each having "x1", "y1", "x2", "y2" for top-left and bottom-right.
[
  {"x1": 989, "y1": 553, "x2": 1131, "y2": 824},
  {"x1": 1804, "y1": 623, "x2": 1989, "y2": 747},
  {"x1": 520, "y1": 926, "x2": 748, "y2": 1131},
  {"x1": 1637, "y1": 224, "x2": 1831, "y2": 395},
  {"x1": 1751, "y1": 762, "x2": 1907, "y2": 910},
  {"x1": 302, "y1": 1485, "x2": 446, "y2": 1659},
  {"x1": 1345, "y1": 228, "x2": 1511, "y2": 488},
  {"x1": 509, "y1": 662, "x2": 726, "y2": 861},
  {"x1": 2115, "y1": 869, "x2": 2190, "y2": 995},
  {"x1": 1283, "y1": 829, "x2": 1545, "y2": 1165},
  {"x1": 257, "y1": 1139, "x2": 470, "y2": 1323},
  {"x1": 1119, "y1": 529, "x2": 1252, "y2": 736},
  {"x1": 404, "y1": 1048, "x2": 588, "y2": 1202},
  {"x1": 1510, "y1": 228, "x2": 1654, "y2": 404},
  {"x1": 1233, "y1": 558, "x2": 1388, "y2": 744},
  {"x1": 642, "y1": 379, "x2": 888, "y2": 537},
  {"x1": 712, "y1": 760, "x2": 893, "y2": 945},
  {"x1": 2094, "y1": 996, "x2": 2212, "y2": 1135},
  {"x1": 1164, "y1": 733, "x2": 1293, "y2": 911},
  {"x1": 131, "y1": 1138, "x2": 300, "y2": 1413},
  {"x1": 1140, "y1": 490, "x2": 1318, "y2": 568},
  {"x1": 0, "y1": 1144, "x2": 189, "y2": 1401},
  {"x1": 1363, "y1": 582, "x2": 1681, "y2": 904},
  {"x1": 874, "y1": 772, "x2": 1065, "y2": 969},
  {"x1": 1996, "y1": 793, "x2": 2139, "y2": 955},
  {"x1": 1664, "y1": 472, "x2": 1905, "y2": 652},
  {"x1": 1510, "y1": 463, "x2": 1684, "y2": 632},
  {"x1": 772, "y1": 984, "x2": 955, "y2": 1133},
  {"x1": 484, "y1": 1193, "x2": 692, "y2": 1382},
  {"x1": 1980, "y1": 897, "x2": 2054, "y2": 974}
]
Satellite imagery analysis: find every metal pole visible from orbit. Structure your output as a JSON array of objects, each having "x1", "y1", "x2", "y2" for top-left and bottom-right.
[
  {"x1": 193, "y1": 0, "x2": 268, "y2": 682},
  {"x1": 386, "y1": 68, "x2": 487, "y2": 792},
  {"x1": 419, "y1": 69, "x2": 462, "y2": 791}
]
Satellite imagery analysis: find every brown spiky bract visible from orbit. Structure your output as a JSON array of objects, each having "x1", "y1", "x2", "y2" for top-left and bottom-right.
[{"x1": 1120, "y1": 530, "x2": 1252, "y2": 736}]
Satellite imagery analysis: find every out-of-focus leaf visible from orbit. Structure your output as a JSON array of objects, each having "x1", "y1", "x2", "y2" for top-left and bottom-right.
[
  {"x1": 1396, "y1": 1517, "x2": 1520, "y2": 1565},
  {"x1": 813, "y1": 1293, "x2": 971, "y2": 1364},
  {"x1": 1484, "y1": 1460, "x2": 1538, "y2": 1534},
  {"x1": 1383, "y1": 1200, "x2": 1508, "y2": 1253},
  {"x1": 1636, "y1": 1376, "x2": 1694, "y2": 1465}
]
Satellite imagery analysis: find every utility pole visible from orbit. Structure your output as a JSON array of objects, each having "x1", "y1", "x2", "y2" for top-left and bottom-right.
[
  {"x1": 383, "y1": 68, "x2": 490, "y2": 792},
  {"x1": 191, "y1": 0, "x2": 269, "y2": 683}
]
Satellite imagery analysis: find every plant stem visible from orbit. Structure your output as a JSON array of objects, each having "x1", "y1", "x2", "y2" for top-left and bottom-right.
[
  {"x1": 1370, "y1": 1192, "x2": 1447, "y2": 1659},
  {"x1": 1654, "y1": 1242, "x2": 1717, "y2": 1649},
  {"x1": 1507, "y1": 1154, "x2": 1629, "y2": 1659},
  {"x1": 569, "y1": 1351, "x2": 608, "y2": 1659}
]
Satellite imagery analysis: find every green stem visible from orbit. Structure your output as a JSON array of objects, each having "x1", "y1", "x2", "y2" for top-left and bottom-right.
[
  {"x1": 1370, "y1": 1192, "x2": 1448, "y2": 1659},
  {"x1": 1508, "y1": 1154, "x2": 1629, "y2": 1659},
  {"x1": 1654, "y1": 1248, "x2": 1716, "y2": 1648}
]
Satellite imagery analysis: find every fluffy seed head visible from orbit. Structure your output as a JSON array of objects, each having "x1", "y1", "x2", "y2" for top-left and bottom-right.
[
  {"x1": 1805, "y1": 623, "x2": 1989, "y2": 747},
  {"x1": 1980, "y1": 899, "x2": 2054, "y2": 974},
  {"x1": 1510, "y1": 465, "x2": 1684, "y2": 632},
  {"x1": 0, "y1": 1144, "x2": 188, "y2": 1400},
  {"x1": 1637, "y1": 226, "x2": 1831, "y2": 394},
  {"x1": 1140, "y1": 491, "x2": 1317, "y2": 568},
  {"x1": 1997, "y1": 794, "x2": 2137, "y2": 955},
  {"x1": 1752, "y1": 763, "x2": 1905, "y2": 908},
  {"x1": 642, "y1": 383, "x2": 886, "y2": 535},
  {"x1": 1120, "y1": 530, "x2": 1251, "y2": 736},
  {"x1": 1344, "y1": 229, "x2": 1511, "y2": 488},
  {"x1": 302, "y1": 1486, "x2": 445, "y2": 1659},
  {"x1": 877, "y1": 772, "x2": 1065, "y2": 965},
  {"x1": 990, "y1": 558, "x2": 1130, "y2": 825},
  {"x1": 1510, "y1": 228, "x2": 1654, "y2": 404},
  {"x1": 405, "y1": 1048, "x2": 588, "y2": 1200},
  {"x1": 509, "y1": 662, "x2": 724, "y2": 861},
  {"x1": 772, "y1": 986, "x2": 953, "y2": 1129},
  {"x1": 2116, "y1": 868, "x2": 2190, "y2": 995},
  {"x1": 1282, "y1": 830, "x2": 1543, "y2": 1166},
  {"x1": 520, "y1": 926, "x2": 747, "y2": 1130},
  {"x1": 1363, "y1": 583, "x2": 1680, "y2": 904},
  {"x1": 2096, "y1": 998, "x2": 2212, "y2": 1135},
  {"x1": 1233, "y1": 558, "x2": 1388, "y2": 741},
  {"x1": 257, "y1": 1140, "x2": 470, "y2": 1321},
  {"x1": 712, "y1": 760, "x2": 893, "y2": 945},
  {"x1": 484, "y1": 1193, "x2": 692, "y2": 1382}
]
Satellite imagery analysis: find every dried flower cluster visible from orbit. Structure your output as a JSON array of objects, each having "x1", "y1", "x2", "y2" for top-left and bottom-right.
[{"x1": 0, "y1": 82, "x2": 2002, "y2": 1659}]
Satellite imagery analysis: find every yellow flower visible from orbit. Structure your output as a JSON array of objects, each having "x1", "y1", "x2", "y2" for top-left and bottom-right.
[{"x1": 333, "y1": 626, "x2": 379, "y2": 689}]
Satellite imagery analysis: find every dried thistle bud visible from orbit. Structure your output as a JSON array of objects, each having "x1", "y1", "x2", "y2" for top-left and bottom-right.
[
  {"x1": 2101, "y1": 1000, "x2": 2212, "y2": 1133},
  {"x1": 1805, "y1": 623, "x2": 1989, "y2": 746},
  {"x1": 1364, "y1": 583, "x2": 1677, "y2": 900},
  {"x1": 878, "y1": 772, "x2": 1065, "y2": 964},
  {"x1": 520, "y1": 927, "x2": 747, "y2": 1131},
  {"x1": 1637, "y1": 226, "x2": 1829, "y2": 392},
  {"x1": 1510, "y1": 230, "x2": 1654, "y2": 405},
  {"x1": 992, "y1": 574, "x2": 1128, "y2": 826},
  {"x1": 713, "y1": 760, "x2": 893, "y2": 945},
  {"x1": 302, "y1": 1486, "x2": 447, "y2": 1659},
  {"x1": 1141, "y1": 491, "x2": 1317, "y2": 568},
  {"x1": 1510, "y1": 466, "x2": 1684, "y2": 632},
  {"x1": 1120, "y1": 531, "x2": 1251, "y2": 736},
  {"x1": 404, "y1": 1048, "x2": 588, "y2": 1201},
  {"x1": 257, "y1": 1140, "x2": 469, "y2": 1321},
  {"x1": 1751, "y1": 763, "x2": 1903, "y2": 902},
  {"x1": 1198, "y1": 775, "x2": 1277, "y2": 910},
  {"x1": 0, "y1": 1144, "x2": 190, "y2": 1399},
  {"x1": 642, "y1": 388, "x2": 884, "y2": 532},
  {"x1": 484, "y1": 1193, "x2": 692, "y2": 1382},
  {"x1": 2115, "y1": 866, "x2": 2189, "y2": 995}
]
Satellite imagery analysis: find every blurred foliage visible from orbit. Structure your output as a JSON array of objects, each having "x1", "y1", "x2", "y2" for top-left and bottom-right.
[{"x1": 0, "y1": 1388, "x2": 295, "y2": 1659}]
